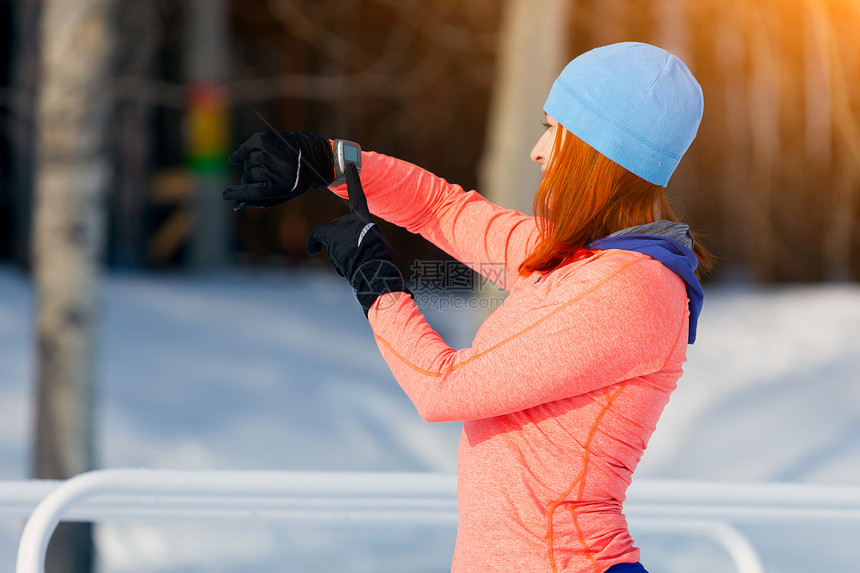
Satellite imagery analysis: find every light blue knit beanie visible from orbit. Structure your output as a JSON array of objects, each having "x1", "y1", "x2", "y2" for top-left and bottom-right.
[{"x1": 544, "y1": 42, "x2": 703, "y2": 186}]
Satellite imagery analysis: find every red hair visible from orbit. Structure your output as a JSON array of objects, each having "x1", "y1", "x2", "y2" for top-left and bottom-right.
[{"x1": 519, "y1": 126, "x2": 712, "y2": 277}]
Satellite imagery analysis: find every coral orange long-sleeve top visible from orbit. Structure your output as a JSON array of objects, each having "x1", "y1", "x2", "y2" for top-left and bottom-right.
[{"x1": 330, "y1": 152, "x2": 691, "y2": 573}]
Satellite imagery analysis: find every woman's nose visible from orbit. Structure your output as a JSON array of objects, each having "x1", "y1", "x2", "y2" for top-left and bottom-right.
[{"x1": 530, "y1": 140, "x2": 543, "y2": 164}]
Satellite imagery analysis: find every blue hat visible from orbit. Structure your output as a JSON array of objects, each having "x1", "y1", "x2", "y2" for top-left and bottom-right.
[{"x1": 544, "y1": 42, "x2": 703, "y2": 186}]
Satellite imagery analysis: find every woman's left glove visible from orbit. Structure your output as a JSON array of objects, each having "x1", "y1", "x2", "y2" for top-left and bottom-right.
[
  {"x1": 306, "y1": 164, "x2": 411, "y2": 316},
  {"x1": 223, "y1": 130, "x2": 334, "y2": 211}
]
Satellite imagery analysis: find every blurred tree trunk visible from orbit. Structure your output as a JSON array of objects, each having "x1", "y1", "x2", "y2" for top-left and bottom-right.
[
  {"x1": 32, "y1": 0, "x2": 115, "y2": 570},
  {"x1": 479, "y1": 0, "x2": 570, "y2": 215},
  {"x1": 809, "y1": 0, "x2": 858, "y2": 281},
  {"x1": 746, "y1": 5, "x2": 781, "y2": 282},
  {"x1": 595, "y1": 0, "x2": 626, "y2": 42},
  {"x1": 110, "y1": 0, "x2": 156, "y2": 267},
  {"x1": 714, "y1": 4, "x2": 752, "y2": 280},
  {"x1": 653, "y1": 0, "x2": 690, "y2": 60},
  {"x1": 652, "y1": 0, "x2": 702, "y2": 219},
  {"x1": 9, "y1": 0, "x2": 41, "y2": 268},
  {"x1": 475, "y1": 0, "x2": 567, "y2": 319}
]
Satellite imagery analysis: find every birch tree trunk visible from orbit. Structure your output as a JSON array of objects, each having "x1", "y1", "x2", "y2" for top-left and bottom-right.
[
  {"x1": 474, "y1": 0, "x2": 568, "y2": 320},
  {"x1": 32, "y1": 0, "x2": 114, "y2": 570},
  {"x1": 478, "y1": 0, "x2": 570, "y2": 216}
]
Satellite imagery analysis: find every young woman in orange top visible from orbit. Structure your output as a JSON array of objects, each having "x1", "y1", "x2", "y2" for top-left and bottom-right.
[{"x1": 226, "y1": 42, "x2": 711, "y2": 573}]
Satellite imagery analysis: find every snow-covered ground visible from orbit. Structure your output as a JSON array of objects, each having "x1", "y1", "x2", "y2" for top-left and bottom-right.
[{"x1": 1, "y1": 266, "x2": 858, "y2": 572}]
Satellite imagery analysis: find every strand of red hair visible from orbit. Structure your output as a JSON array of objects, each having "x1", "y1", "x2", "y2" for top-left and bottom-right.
[{"x1": 519, "y1": 126, "x2": 713, "y2": 278}]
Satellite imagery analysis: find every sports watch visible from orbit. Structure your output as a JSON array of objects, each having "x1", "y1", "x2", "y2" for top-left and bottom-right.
[{"x1": 331, "y1": 139, "x2": 362, "y2": 185}]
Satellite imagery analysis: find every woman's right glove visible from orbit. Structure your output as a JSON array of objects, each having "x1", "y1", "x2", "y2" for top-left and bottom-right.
[
  {"x1": 223, "y1": 130, "x2": 334, "y2": 211},
  {"x1": 306, "y1": 164, "x2": 410, "y2": 317}
]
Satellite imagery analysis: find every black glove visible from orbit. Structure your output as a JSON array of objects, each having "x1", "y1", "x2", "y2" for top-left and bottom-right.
[
  {"x1": 306, "y1": 164, "x2": 411, "y2": 316},
  {"x1": 223, "y1": 130, "x2": 334, "y2": 211}
]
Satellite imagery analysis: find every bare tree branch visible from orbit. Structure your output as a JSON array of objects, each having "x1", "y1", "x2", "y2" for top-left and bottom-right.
[
  {"x1": 266, "y1": 0, "x2": 373, "y2": 65},
  {"x1": 367, "y1": 0, "x2": 497, "y2": 55}
]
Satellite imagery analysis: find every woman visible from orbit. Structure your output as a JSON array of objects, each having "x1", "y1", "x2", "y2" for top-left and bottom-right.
[{"x1": 225, "y1": 42, "x2": 710, "y2": 573}]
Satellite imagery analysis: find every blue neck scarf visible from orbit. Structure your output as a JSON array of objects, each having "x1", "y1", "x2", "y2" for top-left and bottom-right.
[{"x1": 587, "y1": 229, "x2": 703, "y2": 344}]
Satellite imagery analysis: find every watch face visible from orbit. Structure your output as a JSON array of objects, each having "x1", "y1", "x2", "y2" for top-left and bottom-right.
[{"x1": 343, "y1": 144, "x2": 360, "y2": 164}]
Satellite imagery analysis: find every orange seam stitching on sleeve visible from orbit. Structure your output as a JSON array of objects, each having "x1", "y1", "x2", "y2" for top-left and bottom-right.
[
  {"x1": 546, "y1": 383, "x2": 627, "y2": 573},
  {"x1": 373, "y1": 333, "x2": 451, "y2": 378},
  {"x1": 373, "y1": 254, "x2": 648, "y2": 379}
]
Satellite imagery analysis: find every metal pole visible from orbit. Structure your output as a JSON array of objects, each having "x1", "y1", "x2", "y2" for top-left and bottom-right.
[
  {"x1": 184, "y1": 0, "x2": 231, "y2": 268},
  {"x1": 13, "y1": 471, "x2": 860, "y2": 573}
]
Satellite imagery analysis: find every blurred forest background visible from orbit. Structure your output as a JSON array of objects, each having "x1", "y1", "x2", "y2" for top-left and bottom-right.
[
  {"x1": 2, "y1": 0, "x2": 858, "y2": 283},
  {"x1": 1, "y1": 1, "x2": 859, "y2": 570}
]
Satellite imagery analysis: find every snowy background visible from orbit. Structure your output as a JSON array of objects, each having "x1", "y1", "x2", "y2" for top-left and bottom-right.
[{"x1": 1, "y1": 266, "x2": 858, "y2": 572}]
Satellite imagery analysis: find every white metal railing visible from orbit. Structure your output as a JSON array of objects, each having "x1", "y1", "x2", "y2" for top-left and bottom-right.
[{"x1": 8, "y1": 469, "x2": 860, "y2": 573}]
